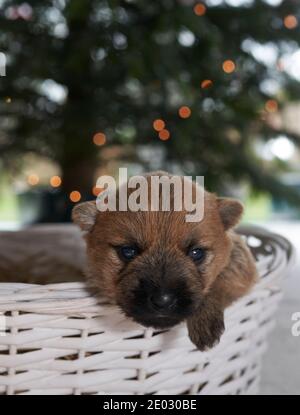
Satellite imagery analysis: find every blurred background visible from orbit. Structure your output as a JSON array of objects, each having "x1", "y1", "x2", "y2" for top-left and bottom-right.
[
  {"x1": 0, "y1": 0, "x2": 299, "y2": 394},
  {"x1": 1, "y1": 0, "x2": 300, "y2": 227}
]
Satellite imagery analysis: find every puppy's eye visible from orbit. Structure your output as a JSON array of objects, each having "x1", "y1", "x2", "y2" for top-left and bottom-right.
[
  {"x1": 119, "y1": 246, "x2": 139, "y2": 261},
  {"x1": 188, "y1": 247, "x2": 205, "y2": 262}
]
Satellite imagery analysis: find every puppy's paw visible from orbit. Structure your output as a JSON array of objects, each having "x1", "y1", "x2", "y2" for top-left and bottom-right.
[{"x1": 187, "y1": 307, "x2": 225, "y2": 351}]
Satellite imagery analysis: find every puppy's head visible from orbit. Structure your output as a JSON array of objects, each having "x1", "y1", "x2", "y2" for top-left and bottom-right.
[{"x1": 73, "y1": 173, "x2": 243, "y2": 329}]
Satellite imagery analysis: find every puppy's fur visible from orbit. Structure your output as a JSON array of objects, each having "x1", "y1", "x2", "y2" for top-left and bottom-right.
[{"x1": 73, "y1": 172, "x2": 257, "y2": 350}]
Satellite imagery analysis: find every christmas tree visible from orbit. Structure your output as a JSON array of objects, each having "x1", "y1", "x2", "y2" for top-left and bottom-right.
[{"x1": 1, "y1": 0, "x2": 300, "y2": 220}]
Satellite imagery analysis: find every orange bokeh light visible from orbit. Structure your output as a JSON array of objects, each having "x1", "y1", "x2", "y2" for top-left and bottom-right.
[
  {"x1": 159, "y1": 129, "x2": 170, "y2": 141},
  {"x1": 92, "y1": 186, "x2": 104, "y2": 197},
  {"x1": 153, "y1": 119, "x2": 165, "y2": 131},
  {"x1": 93, "y1": 132, "x2": 106, "y2": 146},
  {"x1": 194, "y1": 3, "x2": 206, "y2": 16},
  {"x1": 284, "y1": 15, "x2": 298, "y2": 29},
  {"x1": 50, "y1": 175, "x2": 62, "y2": 188},
  {"x1": 27, "y1": 174, "x2": 39, "y2": 186},
  {"x1": 5, "y1": 97, "x2": 12, "y2": 104},
  {"x1": 178, "y1": 106, "x2": 192, "y2": 119},
  {"x1": 222, "y1": 60, "x2": 236, "y2": 74},
  {"x1": 201, "y1": 79, "x2": 213, "y2": 89},
  {"x1": 276, "y1": 60, "x2": 284, "y2": 71},
  {"x1": 265, "y1": 99, "x2": 278, "y2": 113},
  {"x1": 70, "y1": 190, "x2": 81, "y2": 203}
]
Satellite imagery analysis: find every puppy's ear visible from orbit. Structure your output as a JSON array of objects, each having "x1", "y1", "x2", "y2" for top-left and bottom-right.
[
  {"x1": 72, "y1": 201, "x2": 98, "y2": 231},
  {"x1": 217, "y1": 197, "x2": 244, "y2": 230}
]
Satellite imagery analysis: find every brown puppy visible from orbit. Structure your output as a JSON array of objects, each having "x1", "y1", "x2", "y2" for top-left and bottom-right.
[{"x1": 72, "y1": 172, "x2": 257, "y2": 350}]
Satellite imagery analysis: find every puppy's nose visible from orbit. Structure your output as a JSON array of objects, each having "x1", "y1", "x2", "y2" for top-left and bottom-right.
[{"x1": 150, "y1": 292, "x2": 176, "y2": 311}]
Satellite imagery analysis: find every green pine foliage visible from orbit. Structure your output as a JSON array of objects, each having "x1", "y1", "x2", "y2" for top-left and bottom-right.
[{"x1": 1, "y1": 0, "x2": 300, "y2": 206}]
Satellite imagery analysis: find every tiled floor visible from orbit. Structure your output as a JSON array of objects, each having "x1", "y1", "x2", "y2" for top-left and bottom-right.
[{"x1": 257, "y1": 222, "x2": 300, "y2": 395}]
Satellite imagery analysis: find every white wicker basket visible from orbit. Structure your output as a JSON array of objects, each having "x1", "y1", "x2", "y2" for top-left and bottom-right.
[{"x1": 0, "y1": 226, "x2": 294, "y2": 395}]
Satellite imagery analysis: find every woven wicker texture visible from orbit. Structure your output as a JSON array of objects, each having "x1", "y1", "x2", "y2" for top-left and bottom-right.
[{"x1": 0, "y1": 226, "x2": 294, "y2": 395}]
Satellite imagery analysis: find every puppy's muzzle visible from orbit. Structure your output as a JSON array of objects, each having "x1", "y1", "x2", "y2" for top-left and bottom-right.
[
  {"x1": 119, "y1": 277, "x2": 196, "y2": 329},
  {"x1": 149, "y1": 291, "x2": 177, "y2": 312}
]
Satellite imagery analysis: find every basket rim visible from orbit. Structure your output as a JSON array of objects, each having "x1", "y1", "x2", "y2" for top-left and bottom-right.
[
  {"x1": 0, "y1": 225, "x2": 294, "y2": 312},
  {"x1": 237, "y1": 224, "x2": 295, "y2": 264}
]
